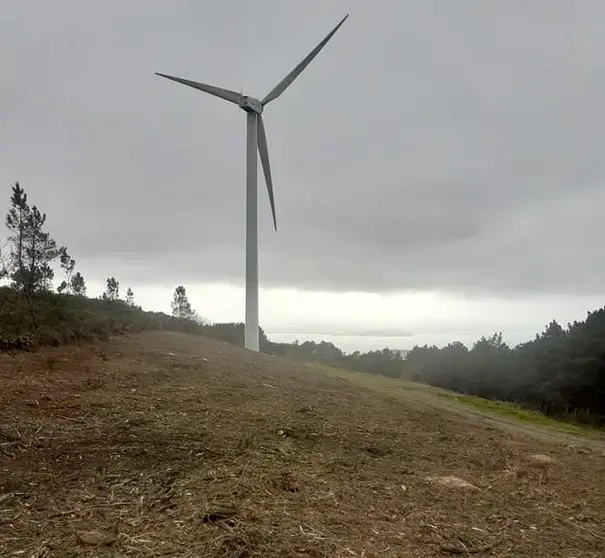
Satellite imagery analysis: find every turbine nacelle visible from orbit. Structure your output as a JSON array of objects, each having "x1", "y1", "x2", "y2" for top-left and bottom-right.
[{"x1": 239, "y1": 96, "x2": 263, "y2": 114}]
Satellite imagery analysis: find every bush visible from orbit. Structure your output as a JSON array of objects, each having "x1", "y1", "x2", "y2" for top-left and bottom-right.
[{"x1": 0, "y1": 287, "x2": 212, "y2": 352}]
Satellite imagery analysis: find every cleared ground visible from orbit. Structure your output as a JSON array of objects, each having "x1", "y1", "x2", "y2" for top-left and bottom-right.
[{"x1": 1, "y1": 331, "x2": 604, "y2": 557}]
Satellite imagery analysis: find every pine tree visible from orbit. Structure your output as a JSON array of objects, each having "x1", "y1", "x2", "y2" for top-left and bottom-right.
[
  {"x1": 125, "y1": 287, "x2": 135, "y2": 306},
  {"x1": 70, "y1": 272, "x2": 87, "y2": 296},
  {"x1": 5, "y1": 183, "x2": 29, "y2": 288},
  {"x1": 0, "y1": 239, "x2": 8, "y2": 280},
  {"x1": 171, "y1": 285, "x2": 194, "y2": 320},
  {"x1": 57, "y1": 247, "x2": 76, "y2": 294},
  {"x1": 24, "y1": 205, "x2": 58, "y2": 292},
  {"x1": 5, "y1": 183, "x2": 59, "y2": 293},
  {"x1": 102, "y1": 277, "x2": 120, "y2": 301}
]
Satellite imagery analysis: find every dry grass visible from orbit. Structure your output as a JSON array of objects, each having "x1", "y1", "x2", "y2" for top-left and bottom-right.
[{"x1": 1, "y1": 331, "x2": 604, "y2": 557}]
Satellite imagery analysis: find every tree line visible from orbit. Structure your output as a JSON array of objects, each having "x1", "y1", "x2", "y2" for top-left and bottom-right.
[{"x1": 404, "y1": 318, "x2": 605, "y2": 424}]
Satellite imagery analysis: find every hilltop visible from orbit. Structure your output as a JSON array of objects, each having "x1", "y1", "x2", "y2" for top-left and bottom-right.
[
  {"x1": 2, "y1": 178, "x2": 605, "y2": 430},
  {"x1": 1, "y1": 330, "x2": 604, "y2": 557}
]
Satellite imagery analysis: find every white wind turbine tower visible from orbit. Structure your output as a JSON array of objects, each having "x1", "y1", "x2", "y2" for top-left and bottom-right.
[{"x1": 156, "y1": 15, "x2": 348, "y2": 351}]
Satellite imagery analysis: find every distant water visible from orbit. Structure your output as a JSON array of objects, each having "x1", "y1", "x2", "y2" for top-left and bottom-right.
[{"x1": 267, "y1": 332, "x2": 414, "y2": 355}]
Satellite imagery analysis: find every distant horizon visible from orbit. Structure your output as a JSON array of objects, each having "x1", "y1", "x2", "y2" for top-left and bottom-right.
[
  {"x1": 265, "y1": 330, "x2": 537, "y2": 354},
  {"x1": 71, "y1": 278, "x2": 602, "y2": 356},
  {"x1": 2, "y1": 272, "x2": 572, "y2": 354}
]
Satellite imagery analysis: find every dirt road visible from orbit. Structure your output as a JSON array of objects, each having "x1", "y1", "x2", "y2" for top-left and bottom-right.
[{"x1": 1, "y1": 331, "x2": 604, "y2": 557}]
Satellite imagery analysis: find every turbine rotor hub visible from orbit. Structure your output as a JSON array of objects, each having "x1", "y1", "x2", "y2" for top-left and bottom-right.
[{"x1": 239, "y1": 96, "x2": 263, "y2": 114}]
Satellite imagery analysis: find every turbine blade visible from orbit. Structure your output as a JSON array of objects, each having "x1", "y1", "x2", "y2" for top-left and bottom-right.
[
  {"x1": 261, "y1": 14, "x2": 349, "y2": 106},
  {"x1": 155, "y1": 72, "x2": 242, "y2": 105},
  {"x1": 257, "y1": 115, "x2": 277, "y2": 231}
]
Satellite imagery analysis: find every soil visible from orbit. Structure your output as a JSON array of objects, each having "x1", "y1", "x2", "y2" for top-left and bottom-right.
[
  {"x1": 370, "y1": 382, "x2": 605, "y2": 451},
  {"x1": 1, "y1": 331, "x2": 604, "y2": 557}
]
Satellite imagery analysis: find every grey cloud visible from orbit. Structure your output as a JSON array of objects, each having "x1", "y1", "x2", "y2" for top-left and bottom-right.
[{"x1": 2, "y1": 0, "x2": 605, "y2": 295}]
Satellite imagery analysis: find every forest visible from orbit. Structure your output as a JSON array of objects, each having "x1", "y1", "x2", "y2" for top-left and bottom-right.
[{"x1": 1, "y1": 182, "x2": 604, "y2": 425}]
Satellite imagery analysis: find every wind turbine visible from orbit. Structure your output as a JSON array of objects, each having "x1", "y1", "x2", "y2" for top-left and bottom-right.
[{"x1": 156, "y1": 15, "x2": 348, "y2": 351}]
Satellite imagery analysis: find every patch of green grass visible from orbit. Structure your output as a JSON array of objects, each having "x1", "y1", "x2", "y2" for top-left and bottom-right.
[
  {"x1": 437, "y1": 392, "x2": 599, "y2": 436},
  {"x1": 312, "y1": 362, "x2": 602, "y2": 437}
]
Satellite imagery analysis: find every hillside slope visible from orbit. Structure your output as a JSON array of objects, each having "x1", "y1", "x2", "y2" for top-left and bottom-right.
[
  {"x1": 1, "y1": 331, "x2": 604, "y2": 557},
  {"x1": 321, "y1": 367, "x2": 605, "y2": 450}
]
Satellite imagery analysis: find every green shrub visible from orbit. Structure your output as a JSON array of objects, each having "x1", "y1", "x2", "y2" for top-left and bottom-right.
[{"x1": 0, "y1": 286, "x2": 217, "y2": 352}]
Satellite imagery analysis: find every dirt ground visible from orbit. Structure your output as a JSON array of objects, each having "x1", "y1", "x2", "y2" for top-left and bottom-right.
[
  {"x1": 321, "y1": 367, "x2": 605, "y2": 452},
  {"x1": 1, "y1": 331, "x2": 604, "y2": 557}
]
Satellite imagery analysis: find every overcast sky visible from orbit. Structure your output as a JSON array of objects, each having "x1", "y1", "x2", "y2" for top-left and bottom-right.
[{"x1": 2, "y1": 0, "x2": 605, "y2": 351}]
